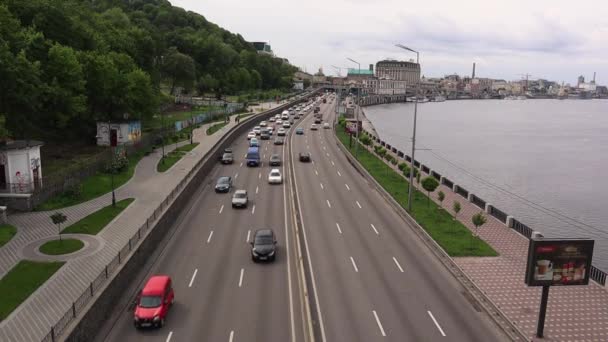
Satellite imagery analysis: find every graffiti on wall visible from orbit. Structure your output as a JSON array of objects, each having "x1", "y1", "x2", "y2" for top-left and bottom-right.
[{"x1": 127, "y1": 121, "x2": 141, "y2": 143}]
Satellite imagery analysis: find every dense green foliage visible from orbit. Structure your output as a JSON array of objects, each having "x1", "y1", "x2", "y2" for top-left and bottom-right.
[{"x1": 0, "y1": 0, "x2": 297, "y2": 141}]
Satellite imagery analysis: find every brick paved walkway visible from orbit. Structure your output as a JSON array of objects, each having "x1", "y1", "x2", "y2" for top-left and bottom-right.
[
  {"x1": 0, "y1": 104, "x2": 282, "y2": 342},
  {"x1": 360, "y1": 118, "x2": 608, "y2": 342}
]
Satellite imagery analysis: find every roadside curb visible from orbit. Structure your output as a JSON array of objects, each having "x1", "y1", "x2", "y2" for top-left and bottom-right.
[{"x1": 332, "y1": 125, "x2": 530, "y2": 342}]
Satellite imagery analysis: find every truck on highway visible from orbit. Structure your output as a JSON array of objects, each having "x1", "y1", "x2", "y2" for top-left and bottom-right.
[{"x1": 246, "y1": 147, "x2": 260, "y2": 167}]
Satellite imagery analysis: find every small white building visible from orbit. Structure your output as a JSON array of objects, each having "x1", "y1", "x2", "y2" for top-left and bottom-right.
[
  {"x1": 0, "y1": 140, "x2": 43, "y2": 194},
  {"x1": 96, "y1": 121, "x2": 142, "y2": 147}
]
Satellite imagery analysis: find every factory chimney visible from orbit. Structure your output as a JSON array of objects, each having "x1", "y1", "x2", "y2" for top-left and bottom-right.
[
  {"x1": 592, "y1": 72, "x2": 596, "y2": 84},
  {"x1": 472, "y1": 62, "x2": 476, "y2": 79}
]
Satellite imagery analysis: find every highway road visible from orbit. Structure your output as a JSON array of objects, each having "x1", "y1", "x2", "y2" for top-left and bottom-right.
[
  {"x1": 97, "y1": 95, "x2": 510, "y2": 342},
  {"x1": 98, "y1": 115, "x2": 306, "y2": 342},
  {"x1": 289, "y1": 98, "x2": 510, "y2": 341}
]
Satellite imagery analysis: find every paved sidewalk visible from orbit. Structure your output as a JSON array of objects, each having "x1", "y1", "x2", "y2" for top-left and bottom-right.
[
  {"x1": 360, "y1": 123, "x2": 608, "y2": 341},
  {"x1": 0, "y1": 117, "x2": 249, "y2": 341}
]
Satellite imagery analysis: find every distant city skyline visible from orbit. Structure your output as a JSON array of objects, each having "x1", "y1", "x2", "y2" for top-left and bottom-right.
[{"x1": 170, "y1": 0, "x2": 607, "y2": 85}]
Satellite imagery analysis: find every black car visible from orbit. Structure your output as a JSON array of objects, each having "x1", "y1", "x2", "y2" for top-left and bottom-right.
[
  {"x1": 215, "y1": 176, "x2": 232, "y2": 193},
  {"x1": 251, "y1": 229, "x2": 277, "y2": 262},
  {"x1": 269, "y1": 154, "x2": 281, "y2": 166},
  {"x1": 274, "y1": 137, "x2": 284, "y2": 145},
  {"x1": 314, "y1": 118, "x2": 321, "y2": 124},
  {"x1": 221, "y1": 152, "x2": 233, "y2": 164},
  {"x1": 299, "y1": 152, "x2": 311, "y2": 162},
  {"x1": 260, "y1": 132, "x2": 270, "y2": 140}
]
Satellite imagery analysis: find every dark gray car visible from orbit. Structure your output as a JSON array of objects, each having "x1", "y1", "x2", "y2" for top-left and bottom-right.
[
  {"x1": 251, "y1": 229, "x2": 277, "y2": 262},
  {"x1": 215, "y1": 176, "x2": 232, "y2": 193},
  {"x1": 221, "y1": 152, "x2": 234, "y2": 164},
  {"x1": 269, "y1": 154, "x2": 281, "y2": 166}
]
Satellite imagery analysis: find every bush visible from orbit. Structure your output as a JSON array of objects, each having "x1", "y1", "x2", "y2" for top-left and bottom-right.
[
  {"x1": 390, "y1": 157, "x2": 398, "y2": 166},
  {"x1": 105, "y1": 154, "x2": 128, "y2": 174},
  {"x1": 360, "y1": 135, "x2": 372, "y2": 146},
  {"x1": 63, "y1": 183, "x2": 82, "y2": 200},
  {"x1": 398, "y1": 162, "x2": 408, "y2": 171}
]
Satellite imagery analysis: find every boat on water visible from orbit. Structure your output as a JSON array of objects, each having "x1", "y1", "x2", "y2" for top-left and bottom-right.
[
  {"x1": 407, "y1": 96, "x2": 430, "y2": 103},
  {"x1": 504, "y1": 95, "x2": 517, "y2": 100},
  {"x1": 433, "y1": 95, "x2": 446, "y2": 102},
  {"x1": 516, "y1": 95, "x2": 527, "y2": 100}
]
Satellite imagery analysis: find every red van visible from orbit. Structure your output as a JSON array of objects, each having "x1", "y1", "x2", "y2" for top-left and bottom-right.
[{"x1": 134, "y1": 275, "x2": 174, "y2": 329}]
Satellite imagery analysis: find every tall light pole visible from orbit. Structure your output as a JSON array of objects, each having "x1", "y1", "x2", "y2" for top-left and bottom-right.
[
  {"x1": 107, "y1": 121, "x2": 116, "y2": 207},
  {"x1": 396, "y1": 43, "x2": 420, "y2": 212},
  {"x1": 346, "y1": 57, "x2": 361, "y2": 158}
]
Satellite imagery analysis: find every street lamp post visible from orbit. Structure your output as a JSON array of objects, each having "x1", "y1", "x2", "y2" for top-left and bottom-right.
[
  {"x1": 396, "y1": 43, "x2": 420, "y2": 212},
  {"x1": 346, "y1": 57, "x2": 361, "y2": 158},
  {"x1": 107, "y1": 121, "x2": 116, "y2": 207},
  {"x1": 161, "y1": 112, "x2": 165, "y2": 164}
]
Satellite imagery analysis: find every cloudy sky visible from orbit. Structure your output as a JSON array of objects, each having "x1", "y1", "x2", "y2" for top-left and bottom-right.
[{"x1": 170, "y1": 0, "x2": 607, "y2": 84}]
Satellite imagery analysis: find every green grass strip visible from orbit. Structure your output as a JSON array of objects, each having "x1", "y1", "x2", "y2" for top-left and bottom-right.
[
  {"x1": 0, "y1": 224, "x2": 17, "y2": 247},
  {"x1": 39, "y1": 239, "x2": 84, "y2": 255},
  {"x1": 157, "y1": 143, "x2": 199, "y2": 172},
  {"x1": 36, "y1": 149, "x2": 148, "y2": 211},
  {"x1": 335, "y1": 124, "x2": 497, "y2": 257},
  {"x1": 206, "y1": 121, "x2": 228, "y2": 136},
  {"x1": 0, "y1": 260, "x2": 64, "y2": 321},
  {"x1": 61, "y1": 198, "x2": 134, "y2": 235}
]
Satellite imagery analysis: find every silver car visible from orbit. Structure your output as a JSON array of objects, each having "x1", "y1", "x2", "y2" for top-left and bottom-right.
[{"x1": 232, "y1": 190, "x2": 248, "y2": 208}]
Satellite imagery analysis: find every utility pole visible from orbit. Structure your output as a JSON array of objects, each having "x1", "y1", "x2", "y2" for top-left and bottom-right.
[
  {"x1": 396, "y1": 44, "x2": 420, "y2": 212},
  {"x1": 347, "y1": 58, "x2": 361, "y2": 158},
  {"x1": 107, "y1": 121, "x2": 116, "y2": 207}
]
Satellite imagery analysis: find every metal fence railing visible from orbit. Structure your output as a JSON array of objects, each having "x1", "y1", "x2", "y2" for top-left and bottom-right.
[
  {"x1": 421, "y1": 164, "x2": 430, "y2": 174},
  {"x1": 430, "y1": 170, "x2": 441, "y2": 181},
  {"x1": 511, "y1": 218, "x2": 533, "y2": 239},
  {"x1": 470, "y1": 194, "x2": 486, "y2": 210},
  {"x1": 489, "y1": 205, "x2": 508, "y2": 224},
  {"x1": 441, "y1": 177, "x2": 454, "y2": 189},
  {"x1": 455, "y1": 185, "x2": 469, "y2": 199}
]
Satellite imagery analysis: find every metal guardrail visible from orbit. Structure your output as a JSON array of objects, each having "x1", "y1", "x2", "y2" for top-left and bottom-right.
[
  {"x1": 470, "y1": 194, "x2": 486, "y2": 210},
  {"x1": 455, "y1": 185, "x2": 469, "y2": 199},
  {"x1": 590, "y1": 266, "x2": 607, "y2": 286},
  {"x1": 511, "y1": 218, "x2": 533, "y2": 239},
  {"x1": 441, "y1": 177, "x2": 454, "y2": 189},
  {"x1": 489, "y1": 205, "x2": 508, "y2": 224},
  {"x1": 421, "y1": 164, "x2": 430, "y2": 174},
  {"x1": 431, "y1": 170, "x2": 441, "y2": 181}
]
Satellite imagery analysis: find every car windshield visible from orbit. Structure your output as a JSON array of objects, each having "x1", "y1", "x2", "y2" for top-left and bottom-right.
[
  {"x1": 235, "y1": 192, "x2": 247, "y2": 198},
  {"x1": 255, "y1": 235, "x2": 273, "y2": 245},
  {"x1": 223, "y1": 153, "x2": 232, "y2": 158},
  {"x1": 271, "y1": 171, "x2": 280, "y2": 176},
  {"x1": 139, "y1": 295, "x2": 162, "y2": 308},
  {"x1": 271, "y1": 155, "x2": 279, "y2": 160},
  {"x1": 218, "y1": 177, "x2": 229, "y2": 184}
]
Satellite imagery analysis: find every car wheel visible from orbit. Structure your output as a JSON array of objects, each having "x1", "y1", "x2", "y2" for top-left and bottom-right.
[
  {"x1": 134, "y1": 322, "x2": 140, "y2": 329},
  {"x1": 158, "y1": 318, "x2": 165, "y2": 328},
  {"x1": 271, "y1": 254, "x2": 276, "y2": 262},
  {"x1": 252, "y1": 255, "x2": 257, "y2": 262}
]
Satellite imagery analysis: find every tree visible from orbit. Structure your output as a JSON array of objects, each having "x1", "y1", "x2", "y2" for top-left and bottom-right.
[
  {"x1": 162, "y1": 47, "x2": 196, "y2": 94},
  {"x1": 471, "y1": 212, "x2": 488, "y2": 251},
  {"x1": 437, "y1": 191, "x2": 445, "y2": 208},
  {"x1": 453, "y1": 201, "x2": 461, "y2": 220},
  {"x1": 421, "y1": 176, "x2": 439, "y2": 207},
  {"x1": 50, "y1": 212, "x2": 67, "y2": 241},
  {"x1": 415, "y1": 171, "x2": 421, "y2": 188}
]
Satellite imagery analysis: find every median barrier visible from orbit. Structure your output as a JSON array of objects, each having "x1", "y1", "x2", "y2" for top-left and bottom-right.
[{"x1": 61, "y1": 94, "x2": 316, "y2": 342}]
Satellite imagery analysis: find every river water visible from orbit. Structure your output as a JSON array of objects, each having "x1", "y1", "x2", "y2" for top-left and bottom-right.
[{"x1": 364, "y1": 99, "x2": 608, "y2": 270}]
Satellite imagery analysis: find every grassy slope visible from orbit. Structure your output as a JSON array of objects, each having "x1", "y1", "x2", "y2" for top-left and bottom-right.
[
  {"x1": 61, "y1": 198, "x2": 134, "y2": 235},
  {"x1": 0, "y1": 224, "x2": 17, "y2": 247},
  {"x1": 157, "y1": 143, "x2": 199, "y2": 172}
]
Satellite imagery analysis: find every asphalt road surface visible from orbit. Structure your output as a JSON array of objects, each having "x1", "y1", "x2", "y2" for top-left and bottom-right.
[{"x1": 98, "y1": 96, "x2": 509, "y2": 342}]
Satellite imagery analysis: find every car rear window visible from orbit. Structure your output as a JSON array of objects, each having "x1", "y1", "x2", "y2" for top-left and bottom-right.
[{"x1": 139, "y1": 295, "x2": 162, "y2": 308}]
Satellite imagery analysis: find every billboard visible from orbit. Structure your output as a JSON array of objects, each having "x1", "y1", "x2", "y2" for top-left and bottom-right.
[{"x1": 525, "y1": 238, "x2": 594, "y2": 286}]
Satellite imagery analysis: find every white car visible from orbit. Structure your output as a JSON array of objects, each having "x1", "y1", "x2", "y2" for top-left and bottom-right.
[
  {"x1": 281, "y1": 114, "x2": 289, "y2": 120},
  {"x1": 260, "y1": 121, "x2": 267, "y2": 127},
  {"x1": 276, "y1": 119, "x2": 282, "y2": 125},
  {"x1": 277, "y1": 128, "x2": 286, "y2": 136},
  {"x1": 247, "y1": 131, "x2": 256, "y2": 140},
  {"x1": 267, "y1": 127, "x2": 274, "y2": 135},
  {"x1": 310, "y1": 124, "x2": 318, "y2": 130},
  {"x1": 323, "y1": 122, "x2": 330, "y2": 129},
  {"x1": 253, "y1": 126, "x2": 261, "y2": 135},
  {"x1": 269, "y1": 117, "x2": 275, "y2": 122},
  {"x1": 282, "y1": 122, "x2": 290, "y2": 128},
  {"x1": 268, "y1": 169, "x2": 283, "y2": 184}
]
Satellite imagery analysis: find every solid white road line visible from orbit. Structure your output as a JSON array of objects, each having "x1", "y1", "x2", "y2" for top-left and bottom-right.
[
  {"x1": 372, "y1": 310, "x2": 387, "y2": 337},
  {"x1": 207, "y1": 231, "x2": 214, "y2": 243},
  {"x1": 315, "y1": 170, "x2": 319, "y2": 176},
  {"x1": 326, "y1": 200, "x2": 331, "y2": 208},
  {"x1": 188, "y1": 269, "x2": 198, "y2": 287},
  {"x1": 350, "y1": 257, "x2": 359, "y2": 273},
  {"x1": 393, "y1": 257, "x2": 405, "y2": 272},
  {"x1": 356, "y1": 201, "x2": 362, "y2": 209},
  {"x1": 428, "y1": 311, "x2": 446, "y2": 337},
  {"x1": 238, "y1": 268, "x2": 244, "y2": 288},
  {"x1": 337, "y1": 171, "x2": 342, "y2": 177},
  {"x1": 166, "y1": 331, "x2": 173, "y2": 342},
  {"x1": 251, "y1": 205, "x2": 256, "y2": 215},
  {"x1": 336, "y1": 223, "x2": 342, "y2": 234},
  {"x1": 256, "y1": 186, "x2": 259, "y2": 194},
  {"x1": 246, "y1": 229, "x2": 251, "y2": 243},
  {"x1": 229, "y1": 330, "x2": 234, "y2": 342},
  {"x1": 370, "y1": 224, "x2": 379, "y2": 235},
  {"x1": 320, "y1": 183, "x2": 324, "y2": 190},
  {"x1": 345, "y1": 183, "x2": 350, "y2": 191},
  {"x1": 219, "y1": 205, "x2": 224, "y2": 214}
]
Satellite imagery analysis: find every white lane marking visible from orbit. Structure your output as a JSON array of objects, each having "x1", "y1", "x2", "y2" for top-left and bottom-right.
[
  {"x1": 207, "y1": 231, "x2": 214, "y2": 243},
  {"x1": 307, "y1": 145, "x2": 310, "y2": 149},
  {"x1": 312, "y1": 160, "x2": 315, "y2": 164},
  {"x1": 428, "y1": 311, "x2": 446, "y2": 336},
  {"x1": 240, "y1": 162, "x2": 243, "y2": 167},
  {"x1": 188, "y1": 269, "x2": 198, "y2": 287},
  {"x1": 350, "y1": 257, "x2": 359, "y2": 273},
  {"x1": 251, "y1": 204, "x2": 256, "y2": 215},
  {"x1": 238, "y1": 268, "x2": 245, "y2": 287},
  {"x1": 314, "y1": 170, "x2": 319, "y2": 176},
  {"x1": 337, "y1": 171, "x2": 342, "y2": 177},
  {"x1": 246, "y1": 230, "x2": 251, "y2": 243},
  {"x1": 393, "y1": 257, "x2": 405, "y2": 273},
  {"x1": 356, "y1": 201, "x2": 362, "y2": 209},
  {"x1": 229, "y1": 330, "x2": 234, "y2": 342},
  {"x1": 244, "y1": 153, "x2": 247, "y2": 158},
  {"x1": 166, "y1": 331, "x2": 173, "y2": 342},
  {"x1": 264, "y1": 154, "x2": 266, "y2": 159},
  {"x1": 320, "y1": 183, "x2": 324, "y2": 190},
  {"x1": 345, "y1": 183, "x2": 350, "y2": 191},
  {"x1": 219, "y1": 205, "x2": 224, "y2": 214},
  {"x1": 234, "y1": 173, "x2": 239, "y2": 179},
  {"x1": 326, "y1": 153, "x2": 330, "y2": 157},
  {"x1": 258, "y1": 172, "x2": 262, "y2": 179},
  {"x1": 336, "y1": 223, "x2": 342, "y2": 234},
  {"x1": 373, "y1": 310, "x2": 387, "y2": 337},
  {"x1": 370, "y1": 224, "x2": 379, "y2": 235},
  {"x1": 326, "y1": 200, "x2": 331, "y2": 208},
  {"x1": 323, "y1": 146, "x2": 326, "y2": 150},
  {"x1": 256, "y1": 186, "x2": 259, "y2": 194},
  {"x1": 331, "y1": 160, "x2": 335, "y2": 166}
]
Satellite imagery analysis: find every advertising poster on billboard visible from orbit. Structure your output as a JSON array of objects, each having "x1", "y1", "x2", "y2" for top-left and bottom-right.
[{"x1": 525, "y1": 238, "x2": 594, "y2": 287}]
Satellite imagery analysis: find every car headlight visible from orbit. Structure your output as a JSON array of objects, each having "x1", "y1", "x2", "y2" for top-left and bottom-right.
[
  {"x1": 252, "y1": 249, "x2": 260, "y2": 256},
  {"x1": 268, "y1": 250, "x2": 275, "y2": 256},
  {"x1": 153, "y1": 316, "x2": 160, "y2": 321}
]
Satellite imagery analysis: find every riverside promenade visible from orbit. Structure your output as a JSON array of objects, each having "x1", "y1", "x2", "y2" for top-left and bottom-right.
[
  {"x1": 0, "y1": 103, "x2": 283, "y2": 342},
  {"x1": 359, "y1": 110, "x2": 608, "y2": 342}
]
